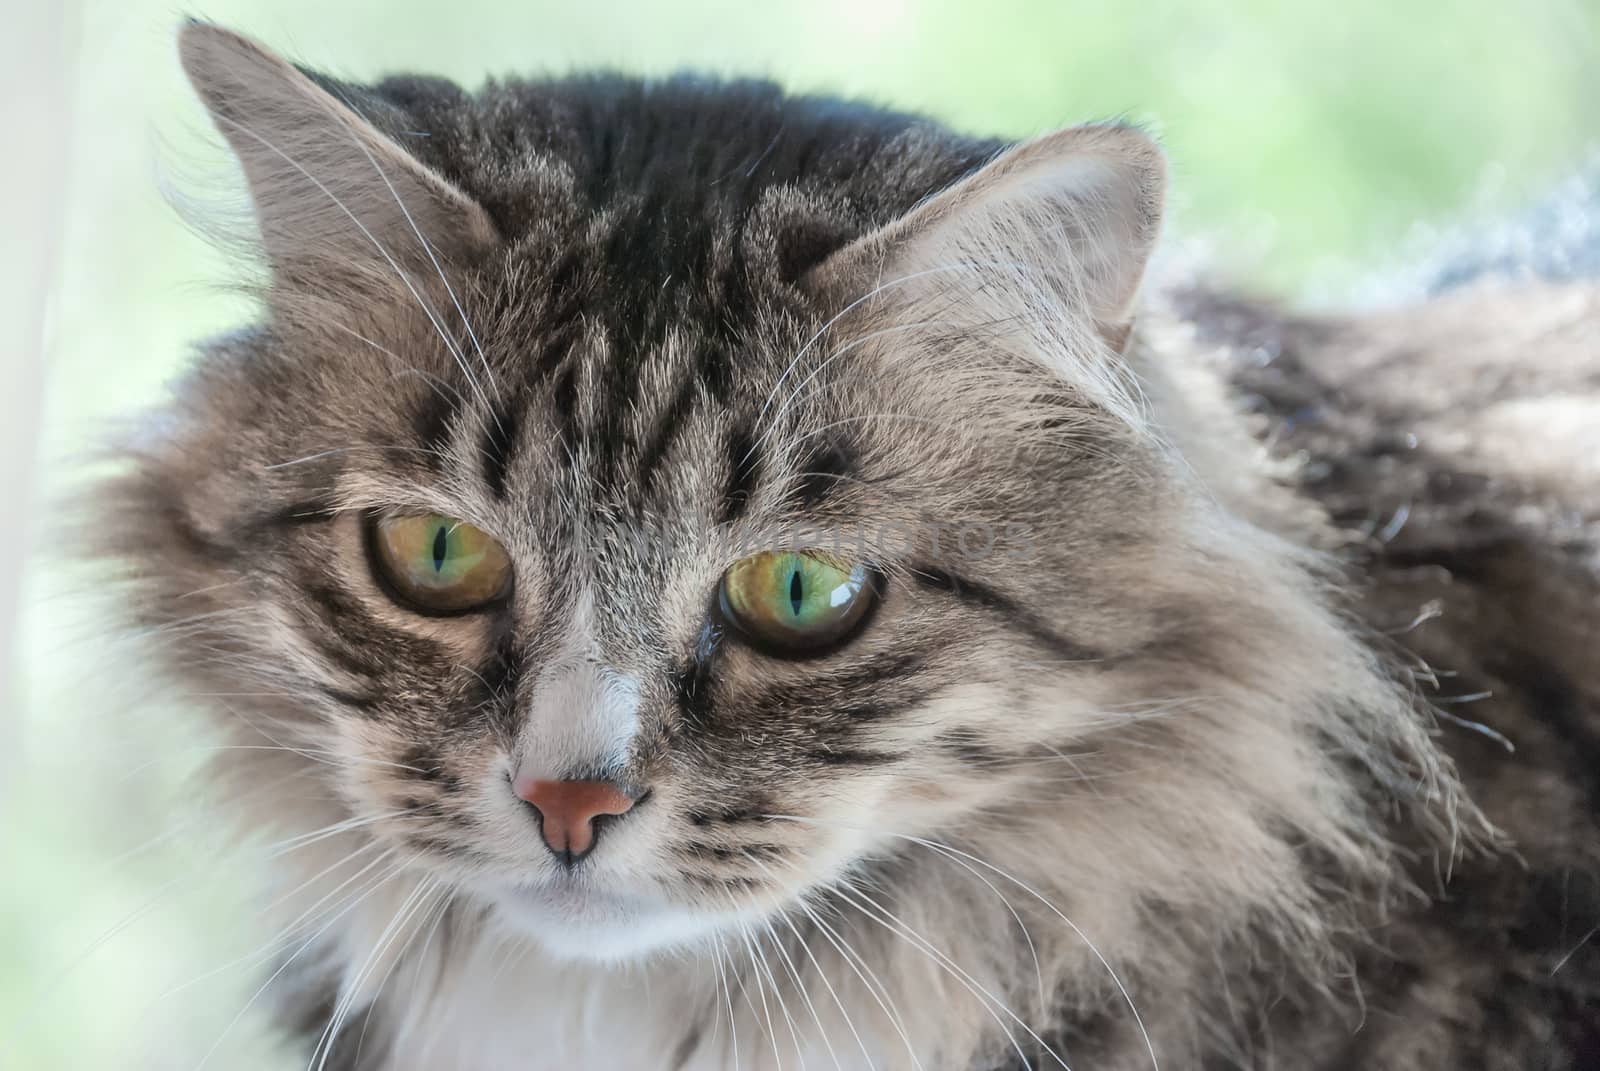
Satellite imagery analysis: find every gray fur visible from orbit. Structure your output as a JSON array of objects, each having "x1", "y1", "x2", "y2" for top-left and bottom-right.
[{"x1": 89, "y1": 22, "x2": 1597, "y2": 1070}]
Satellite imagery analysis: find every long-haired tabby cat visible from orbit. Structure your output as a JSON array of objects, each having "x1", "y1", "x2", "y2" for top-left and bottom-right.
[{"x1": 96, "y1": 21, "x2": 1599, "y2": 1070}]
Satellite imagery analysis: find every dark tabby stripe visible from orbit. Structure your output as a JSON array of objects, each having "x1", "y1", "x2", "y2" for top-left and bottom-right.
[
  {"x1": 720, "y1": 424, "x2": 763, "y2": 526},
  {"x1": 784, "y1": 437, "x2": 853, "y2": 509},
  {"x1": 315, "y1": 683, "x2": 381, "y2": 711},
  {"x1": 551, "y1": 362, "x2": 581, "y2": 467},
  {"x1": 911, "y1": 565, "x2": 1103, "y2": 663},
  {"x1": 480, "y1": 395, "x2": 522, "y2": 499},
  {"x1": 253, "y1": 498, "x2": 342, "y2": 530},
  {"x1": 637, "y1": 366, "x2": 704, "y2": 488},
  {"x1": 413, "y1": 380, "x2": 463, "y2": 465},
  {"x1": 804, "y1": 745, "x2": 907, "y2": 767}
]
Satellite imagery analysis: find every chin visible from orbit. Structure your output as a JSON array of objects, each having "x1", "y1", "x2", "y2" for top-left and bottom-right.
[{"x1": 487, "y1": 882, "x2": 736, "y2": 963}]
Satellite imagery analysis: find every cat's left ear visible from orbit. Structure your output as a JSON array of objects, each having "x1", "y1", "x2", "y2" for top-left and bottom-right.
[
  {"x1": 178, "y1": 21, "x2": 498, "y2": 287},
  {"x1": 808, "y1": 123, "x2": 1165, "y2": 351}
]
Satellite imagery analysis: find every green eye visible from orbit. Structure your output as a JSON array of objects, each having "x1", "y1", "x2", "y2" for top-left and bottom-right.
[
  {"x1": 718, "y1": 551, "x2": 876, "y2": 654},
  {"x1": 370, "y1": 513, "x2": 512, "y2": 614}
]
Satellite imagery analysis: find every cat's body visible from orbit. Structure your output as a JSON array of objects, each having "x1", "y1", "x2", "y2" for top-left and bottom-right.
[
  {"x1": 98, "y1": 24, "x2": 1598, "y2": 1069},
  {"x1": 1171, "y1": 281, "x2": 1600, "y2": 1068}
]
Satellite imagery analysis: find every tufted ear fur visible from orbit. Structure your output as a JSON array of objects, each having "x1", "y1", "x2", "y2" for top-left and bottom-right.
[
  {"x1": 809, "y1": 123, "x2": 1165, "y2": 351},
  {"x1": 178, "y1": 21, "x2": 498, "y2": 291}
]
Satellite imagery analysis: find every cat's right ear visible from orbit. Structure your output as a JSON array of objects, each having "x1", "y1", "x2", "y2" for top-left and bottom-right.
[
  {"x1": 804, "y1": 123, "x2": 1165, "y2": 353},
  {"x1": 178, "y1": 21, "x2": 498, "y2": 290}
]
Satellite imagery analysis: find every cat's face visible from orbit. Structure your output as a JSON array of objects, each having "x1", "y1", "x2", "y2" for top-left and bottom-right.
[{"x1": 123, "y1": 25, "x2": 1183, "y2": 962}]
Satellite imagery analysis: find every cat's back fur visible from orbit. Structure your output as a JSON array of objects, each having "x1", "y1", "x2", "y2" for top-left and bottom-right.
[{"x1": 1161, "y1": 276, "x2": 1600, "y2": 1067}]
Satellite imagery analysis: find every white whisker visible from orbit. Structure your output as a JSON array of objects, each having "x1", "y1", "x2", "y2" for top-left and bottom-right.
[
  {"x1": 211, "y1": 113, "x2": 495, "y2": 417},
  {"x1": 328, "y1": 88, "x2": 502, "y2": 407},
  {"x1": 310, "y1": 872, "x2": 434, "y2": 1071},
  {"x1": 709, "y1": 933, "x2": 742, "y2": 1071},
  {"x1": 191, "y1": 848, "x2": 405, "y2": 1070},
  {"x1": 767, "y1": 814, "x2": 1155, "y2": 1071},
  {"x1": 830, "y1": 879, "x2": 1049, "y2": 1070},
  {"x1": 760, "y1": 915, "x2": 845, "y2": 1071}
]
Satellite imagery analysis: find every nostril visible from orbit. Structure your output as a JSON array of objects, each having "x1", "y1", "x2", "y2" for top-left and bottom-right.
[
  {"x1": 515, "y1": 790, "x2": 546, "y2": 824},
  {"x1": 512, "y1": 777, "x2": 639, "y2": 864}
]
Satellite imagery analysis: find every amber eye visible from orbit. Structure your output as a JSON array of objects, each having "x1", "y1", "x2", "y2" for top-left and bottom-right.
[
  {"x1": 369, "y1": 513, "x2": 512, "y2": 614},
  {"x1": 718, "y1": 550, "x2": 877, "y2": 655}
]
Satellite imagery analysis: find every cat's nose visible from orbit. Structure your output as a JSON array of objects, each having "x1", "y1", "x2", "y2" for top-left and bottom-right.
[{"x1": 513, "y1": 777, "x2": 638, "y2": 864}]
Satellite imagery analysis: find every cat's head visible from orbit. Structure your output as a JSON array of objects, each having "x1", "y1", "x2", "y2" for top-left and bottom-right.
[{"x1": 108, "y1": 23, "x2": 1448, "y2": 965}]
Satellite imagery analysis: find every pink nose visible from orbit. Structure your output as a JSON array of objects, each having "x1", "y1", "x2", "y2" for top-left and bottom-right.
[{"x1": 514, "y1": 777, "x2": 637, "y2": 862}]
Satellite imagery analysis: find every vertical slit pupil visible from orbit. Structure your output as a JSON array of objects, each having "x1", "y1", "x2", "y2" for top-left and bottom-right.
[
  {"x1": 432, "y1": 526, "x2": 449, "y2": 573},
  {"x1": 789, "y1": 569, "x2": 804, "y2": 616}
]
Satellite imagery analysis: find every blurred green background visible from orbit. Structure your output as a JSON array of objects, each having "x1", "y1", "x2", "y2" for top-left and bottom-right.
[{"x1": 5, "y1": 0, "x2": 1597, "y2": 1067}]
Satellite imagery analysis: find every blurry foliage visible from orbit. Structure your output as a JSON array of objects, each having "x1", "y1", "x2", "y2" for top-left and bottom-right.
[{"x1": 5, "y1": 1, "x2": 1597, "y2": 1067}]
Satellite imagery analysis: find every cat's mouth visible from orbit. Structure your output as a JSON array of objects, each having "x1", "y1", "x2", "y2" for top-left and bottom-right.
[
  {"x1": 498, "y1": 880, "x2": 632, "y2": 921},
  {"x1": 488, "y1": 878, "x2": 734, "y2": 962}
]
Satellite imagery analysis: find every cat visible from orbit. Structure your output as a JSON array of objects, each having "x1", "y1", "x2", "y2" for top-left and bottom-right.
[{"x1": 93, "y1": 20, "x2": 1599, "y2": 1070}]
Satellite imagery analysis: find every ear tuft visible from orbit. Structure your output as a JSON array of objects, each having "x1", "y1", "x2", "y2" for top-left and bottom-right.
[
  {"x1": 810, "y1": 122, "x2": 1167, "y2": 347},
  {"x1": 176, "y1": 21, "x2": 498, "y2": 286},
  {"x1": 178, "y1": 21, "x2": 287, "y2": 123}
]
